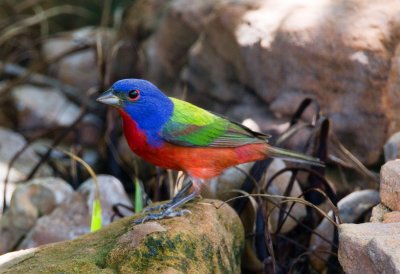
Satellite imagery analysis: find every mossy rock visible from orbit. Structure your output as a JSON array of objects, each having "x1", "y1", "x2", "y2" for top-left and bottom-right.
[{"x1": 0, "y1": 199, "x2": 244, "y2": 273}]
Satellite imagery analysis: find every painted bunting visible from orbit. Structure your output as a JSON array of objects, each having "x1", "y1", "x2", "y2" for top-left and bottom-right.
[{"x1": 97, "y1": 79, "x2": 323, "y2": 222}]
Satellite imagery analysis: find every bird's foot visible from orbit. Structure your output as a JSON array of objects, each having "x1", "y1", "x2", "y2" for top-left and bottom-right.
[
  {"x1": 143, "y1": 202, "x2": 170, "y2": 213},
  {"x1": 134, "y1": 208, "x2": 192, "y2": 224},
  {"x1": 144, "y1": 180, "x2": 194, "y2": 213}
]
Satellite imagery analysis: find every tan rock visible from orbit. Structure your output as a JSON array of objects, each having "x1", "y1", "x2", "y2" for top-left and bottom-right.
[
  {"x1": 380, "y1": 160, "x2": 400, "y2": 211},
  {"x1": 339, "y1": 222, "x2": 400, "y2": 274},
  {"x1": 17, "y1": 193, "x2": 89, "y2": 250},
  {"x1": 370, "y1": 203, "x2": 391, "y2": 223},
  {"x1": 139, "y1": 0, "x2": 254, "y2": 88},
  {"x1": 0, "y1": 199, "x2": 244, "y2": 274},
  {"x1": 181, "y1": 0, "x2": 400, "y2": 164},
  {"x1": 383, "y1": 211, "x2": 400, "y2": 223}
]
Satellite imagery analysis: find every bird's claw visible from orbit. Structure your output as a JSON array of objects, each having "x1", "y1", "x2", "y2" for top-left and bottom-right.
[
  {"x1": 134, "y1": 208, "x2": 192, "y2": 224},
  {"x1": 143, "y1": 203, "x2": 169, "y2": 213}
]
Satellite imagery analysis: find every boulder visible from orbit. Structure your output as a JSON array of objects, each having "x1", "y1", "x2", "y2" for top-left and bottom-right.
[
  {"x1": 11, "y1": 84, "x2": 102, "y2": 145},
  {"x1": 380, "y1": 160, "x2": 400, "y2": 211},
  {"x1": 339, "y1": 222, "x2": 400, "y2": 274},
  {"x1": 0, "y1": 177, "x2": 73, "y2": 254},
  {"x1": 41, "y1": 27, "x2": 115, "y2": 91},
  {"x1": 179, "y1": 0, "x2": 400, "y2": 164},
  {"x1": 141, "y1": 0, "x2": 247, "y2": 88},
  {"x1": 17, "y1": 175, "x2": 133, "y2": 250},
  {"x1": 0, "y1": 127, "x2": 51, "y2": 212},
  {"x1": 0, "y1": 199, "x2": 244, "y2": 274},
  {"x1": 12, "y1": 85, "x2": 81, "y2": 129},
  {"x1": 17, "y1": 192, "x2": 89, "y2": 250}
]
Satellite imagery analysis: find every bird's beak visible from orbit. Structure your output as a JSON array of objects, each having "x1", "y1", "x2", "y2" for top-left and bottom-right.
[{"x1": 96, "y1": 89, "x2": 120, "y2": 106}]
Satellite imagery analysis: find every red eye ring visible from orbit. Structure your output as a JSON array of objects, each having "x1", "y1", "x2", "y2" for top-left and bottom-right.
[{"x1": 127, "y1": 89, "x2": 140, "y2": 101}]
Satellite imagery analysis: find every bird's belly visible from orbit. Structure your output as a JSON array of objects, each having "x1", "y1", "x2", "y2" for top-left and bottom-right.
[{"x1": 133, "y1": 142, "x2": 267, "y2": 179}]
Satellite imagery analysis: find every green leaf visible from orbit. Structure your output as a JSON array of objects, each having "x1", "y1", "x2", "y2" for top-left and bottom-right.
[
  {"x1": 91, "y1": 198, "x2": 102, "y2": 232},
  {"x1": 135, "y1": 178, "x2": 143, "y2": 213}
]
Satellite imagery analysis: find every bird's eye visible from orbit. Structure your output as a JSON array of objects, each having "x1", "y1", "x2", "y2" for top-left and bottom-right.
[{"x1": 127, "y1": 89, "x2": 140, "y2": 101}]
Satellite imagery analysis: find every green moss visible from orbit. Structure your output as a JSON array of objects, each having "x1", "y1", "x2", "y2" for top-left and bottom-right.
[
  {"x1": 231, "y1": 222, "x2": 245, "y2": 267},
  {"x1": 1, "y1": 199, "x2": 244, "y2": 274},
  {"x1": 121, "y1": 233, "x2": 198, "y2": 273}
]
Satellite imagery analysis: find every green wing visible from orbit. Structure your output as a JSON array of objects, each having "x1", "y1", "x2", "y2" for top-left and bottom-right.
[{"x1": 160, "y1": 98, "x2": 269, "y2": 147}]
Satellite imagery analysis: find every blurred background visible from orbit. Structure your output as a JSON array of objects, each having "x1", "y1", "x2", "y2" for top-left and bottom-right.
[{"x1": 1, "y1": 0, "x2": 400, "y2": 273}]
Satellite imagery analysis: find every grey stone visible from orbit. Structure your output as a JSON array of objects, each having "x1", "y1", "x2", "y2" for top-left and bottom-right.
[
  {"x1": 310, "y1": 189, "x2": 380, "y2": 272},
  {"x1": 380, "y1": 160, "x2": 400, "y2": 211},
  {"x1": 78, "y1": 175, "x2": 134, "y2": 224},
  {"x1": 339, "y1": 222, "x2": 400, "y2": 274},
  {"x1": 0, "y1": 177, "x2": 72, "y2": 254},
  {"x1": 0, "y1": 127, "x2": 51, "y2": 212}
]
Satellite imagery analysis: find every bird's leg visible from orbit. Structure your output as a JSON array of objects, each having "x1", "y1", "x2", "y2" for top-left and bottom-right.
[
  {"x1": 135, "y1": 179, "x2": 202, "y2": 224},
  {"x1": 144, "y1": 178, "x2": 193, "y2": 212}
]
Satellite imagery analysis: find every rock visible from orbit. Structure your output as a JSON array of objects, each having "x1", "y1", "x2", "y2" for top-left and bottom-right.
[
  {"x1": 0, "y1": 127, "x2": 51, "y2": 212},
  {"x1": 78, "y1": 175, "x2": 134, "y2": 222},
  {"x1": 309, "y1": 189, "x2": 380, "y2": 272},
  {"x1": 0, "y1": 199, "x2": 244, "y2": 274},
  {"x1": 180, "y1": 0, "x2": 400, "y2": 164},
  {"x1": 387, "y1": 44, "x2": 400, "y2": 137},
  {"x1": 383, "y1": 211, "x2": 400, "y2": 223},
  {"x1": 15, "y1": 177, "x2": 73, "y2": 214},
  {"x1": 12, "y1": 83, "x2": 102, "y2": 144},
  {"x1": 0, "y1": 177, "x2": 73, "y2": 254},
  {"x1": 261, "y1": 159, "x2": 307, "y2": 234},
  {"x1": 339, "y1": 222, "x2": 400, "y2": 274},
  {"x1": 383, "y1": 132, "x2": 400, "y2": 162},
  {"x1": 17, "y1": 193, "x2": 89, "y2": 250},
  {"x1": 12, "y1": 85, "x2": 81, "y2": 129},
  {"x1": 17, "y1": 175, "x2": 133, "y2": 250},
  {"x1": 380, "y1": 160, "x2": 400, "y2": 211},
  {"x1": 123, "y1": 0, "x2": 170, "y2": 38},
  {"x1": 42, "y1": 27, "x2": 115, "y2": 91},
  {"x1": 142, "y1": 0, "x2": 241, "y2": 88},
  {"x1": 370, "y1": 203, "x2": 391, "y2": 223}
]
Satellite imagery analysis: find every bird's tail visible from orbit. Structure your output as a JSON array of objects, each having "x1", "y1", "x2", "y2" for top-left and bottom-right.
[{"x1": 267, "y1": 146, "x2": 325, "y2": 167}]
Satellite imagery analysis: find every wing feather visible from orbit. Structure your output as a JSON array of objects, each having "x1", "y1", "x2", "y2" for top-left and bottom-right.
[{"x1": 161, "y1": 98, "x2": 270, "y2": 147}]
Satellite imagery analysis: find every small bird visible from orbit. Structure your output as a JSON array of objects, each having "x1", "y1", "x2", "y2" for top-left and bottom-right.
[{"x1": 97, "y1": 79, "x2": 323, "y2": 222}]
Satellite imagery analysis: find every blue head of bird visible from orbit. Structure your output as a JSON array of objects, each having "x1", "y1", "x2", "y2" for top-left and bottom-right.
[{"x1": 97, "y1": 79, "x2": 173, "y2": 131}]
